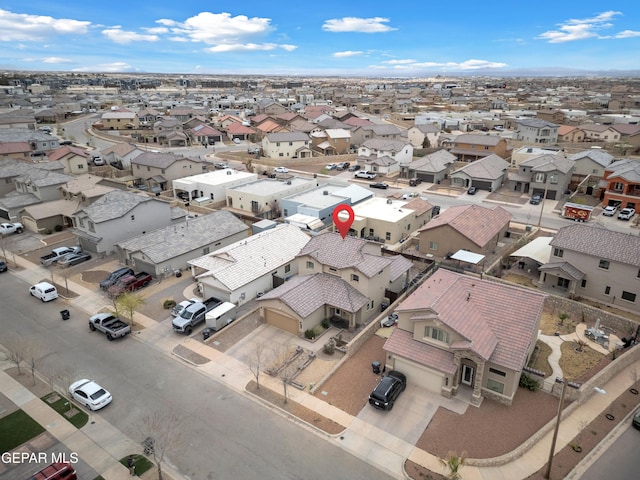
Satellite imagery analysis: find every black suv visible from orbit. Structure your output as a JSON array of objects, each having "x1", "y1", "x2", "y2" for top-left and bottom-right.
[
  {"x1": 100, "y1": 267, "x2": 134, "y2": 290},
  {"x1": 368, "y1": 371, "x2": 407, "y2": 410}
]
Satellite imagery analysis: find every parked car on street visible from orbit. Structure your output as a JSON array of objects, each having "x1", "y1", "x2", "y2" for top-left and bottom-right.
[
  {"x1": 633, "y1": 408, "x2": 640, "y2": 430},
  {"x1": 602, "y1": 205, "x2": 619, "y2": 216},
  {"x1": 0, "y1": 260, "x2": 7, "y2": 273},
  {"x1": 368, "y1": 370, "x2": 407, "y2": 411},
  {"x1": 370, "y1": 182, "x2": 388, "y2": 189},
  {"x1": 89, "y1": 312, "x2": 131, "y2": 340},
  {"x1": 57, "y1": 252, "x2": 92, "y2": 267},
  {"x1": 214, "y1": 162, "x2": 229, "y2": 169},
  {"x1": 618, "y1": 207, "x2": 635, "y2": 221},
  {"x1": 69, "y1": 379, "x2": 112, "y2": 411},
  {"x1": 355, "y1": 170, "x2": 376, "y2": 179},
  {"x1": 274, "y1": 167, "x2": 288, "y2": 174},
  {"x1": 29, "y1": 282, "x2": 58, "y2": 302}
]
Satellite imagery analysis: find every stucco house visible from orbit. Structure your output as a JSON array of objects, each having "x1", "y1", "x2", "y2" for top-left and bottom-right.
[
  {"x1": 417, "y1": 204, "x2": 511, "y2": 258},
  {"x1": 131, "y1": 152, "x2": 207, "y2": 192},
  {"x1": 115, "y1": 210, "x2": 249, "y2": 276},
  {"x1": 384, "y1": 268, "x2": 547, "y2": 406},
  {"x1": 568, "y1": 149, "x2": 614, "y2": 180},
  {"x1": 509, "y1": 154, "x2": 575, "y2": 199},
  {"x1": 188, "y1": 223, "x2": 311, "y2": 306},
  {"x1": 599, "y1": 159, "x2": 640, "y2": 210},
  {"x1": 578, "y1": 124, "x2": 621, "y2": 143},
  {"x1": 99, "y1": 109, "x2": 139, "y2": 130},
  {"x1": 407, "y1": 150, "x2": 456, "y2": 184},
  {"x1": 259, "y1": 232, "x2": 412, "y2": 334},
  {"x1": 262, "y1": 131, "x2": 313, "y2": 160},
  {"x1": 539, "y1": 224, "x2": 640, "y2": 314},
  {"x1": 441, "y1": 134, "x2": 511, "y2": 161},
  {"x1": 73, "y1": 190, "x2": 184, "y2": 256},
  {"x1": 310, "y1": 128, "x2": 351, "y2": 155},
  {"x1": 407, "y1": 123, "x2": 440, "y2": 148},
  {"x1": 450, "y1": 154, "x2": 510, "y2": 192},
  {"x1": 355, "y1": 138, "x2": 413, "y2": 175},
  {"x1": 46, "y1": 146, "x2": 90, "y2": 175},
  {"x1": 514, "y1": 119, "x2": 559, "y2": 144}
]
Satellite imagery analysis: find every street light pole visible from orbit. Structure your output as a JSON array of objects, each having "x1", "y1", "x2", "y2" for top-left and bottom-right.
[{"x1": 543, "y1": 378, "x2": 566, "y2": 479}]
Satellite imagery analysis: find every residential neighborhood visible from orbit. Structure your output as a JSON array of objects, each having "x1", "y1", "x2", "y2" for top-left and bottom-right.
[{"x1": 1, "y1": 71, "x2": 640, "y2": 480}]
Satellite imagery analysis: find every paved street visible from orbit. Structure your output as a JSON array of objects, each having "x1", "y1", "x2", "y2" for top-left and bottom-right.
[{"x1": 0, "y1": 272, "x2": 394, "y2": 480}]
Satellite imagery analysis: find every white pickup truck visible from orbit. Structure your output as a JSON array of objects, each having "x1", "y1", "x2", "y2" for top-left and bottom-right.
[
  {"x1": 0, "y1": 222, "x2": 24, "y2": 235},
  {"x1": 40, "y1": 246, "x2": 81, "y2": 266}
]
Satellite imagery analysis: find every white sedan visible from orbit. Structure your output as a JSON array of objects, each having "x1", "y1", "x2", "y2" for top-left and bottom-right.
[
  {"x1": 69, "y1": 379, "x2": 112, "y2": 411},
  {"x1": 274, "y1": 167, "x2": 288, "y2": 174}
]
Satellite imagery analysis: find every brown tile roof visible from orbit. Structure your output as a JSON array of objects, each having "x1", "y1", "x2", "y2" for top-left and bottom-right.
[
  {"x1": 550, "y1": 224, "x2": 640, "y2": 268},
  {"x1": 298, "y1": 232, "x2": 392, "y2": 277},
  {"x1": 259, "y1": 273, "x2": 370, "y2": 317},
  {"x1": 384, "y1": 328, "x2": 456, "y2": 374},
  {"x1": 418, "y1": 204, "x2": 511, "y2": 248},
  {"x1": 394, "y1": 269, "x2": 546, "y2": 371}
]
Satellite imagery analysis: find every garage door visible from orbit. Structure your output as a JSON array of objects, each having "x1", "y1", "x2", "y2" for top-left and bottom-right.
[
  {"x1": 417, "y1": 173, "x2": 434, "y2": 183},
  {"x1": 264, "y1": 309, "x2": 298, "y2": 334},
  {"x1": 394, "y1": 357, "x2": 444, "y2": 394}
]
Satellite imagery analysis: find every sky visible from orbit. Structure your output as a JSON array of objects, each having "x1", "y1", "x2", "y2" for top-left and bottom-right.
[{"x1": 0, "y1": 1, "x2": 639, "y2": 76}]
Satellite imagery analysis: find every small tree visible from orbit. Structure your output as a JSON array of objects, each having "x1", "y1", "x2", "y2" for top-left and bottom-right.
[
  {"x1": 2, "y1": 333, "x2": 26, "y2": 375},
  {"x1": 117, "y1": 291, "x2": 146, "y2": 329},
  {"x1": 248, "y1": 340, "x2": 266, "y2": 390},
  {"x1": 139, "y1": 408, "x2": 185, "y2": 480},
  {"x1": 271, "y1": 343, "x2": 298, "y2": 404},
  {"x1": 440, "y1": 450, "x2": 467, "y2": 480},
  {"x1": 23, "y1": 339, "x2": 48, "y2": 385}
]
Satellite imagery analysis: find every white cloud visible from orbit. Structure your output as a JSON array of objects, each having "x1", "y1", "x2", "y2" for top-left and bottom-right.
[
  {"x1": 144, "y1": 26, "x2": 169, "y2": 34},
  {"x1": 42, "y1": 57, "x2": 73, "y2": 64},
  {"x1": 323, "y1": 17, "x2": 397, "y2": 33},
  {"x1": 205, "y1": 43, "x2": 296, "y2": 53},
  {"x1": 102, "y1": 27, "x2": 159, "y2": 44},
  {"x1": 537, "y1": 10, "x2": 622, "y2": 43},
  {"x1": 380, "y1": 58, "x2": 507, "y2": 70},
  {"x1": 615, "y1": 30, "x2": 640, "y2": 38},
  {"x1": 333, "y1": 51, "x2": 364, "y2": 58},
  {"x1": 0, "y1": 8, "x2": 90, "y2": 42},
  {"x1": 72, "y1": 62, "x2": 135, "y2": 72}
]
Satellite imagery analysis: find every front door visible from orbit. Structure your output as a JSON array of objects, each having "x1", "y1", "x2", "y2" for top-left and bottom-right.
[{"x1": 461, "y1": 365, "x2": 474, "y2": 386}]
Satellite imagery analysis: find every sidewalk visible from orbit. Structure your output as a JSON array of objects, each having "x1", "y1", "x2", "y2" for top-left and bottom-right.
[{"x1": 5, "y1": 254, "x2": 639, "y2": 479}]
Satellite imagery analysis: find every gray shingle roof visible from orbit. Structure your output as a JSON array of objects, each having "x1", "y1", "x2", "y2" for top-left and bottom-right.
[
  {"x1": 81, "y1": 190, "x2": 150, "y2": 223},
  {"x1": 259, "y1": 273, "x2": 370, "y2": 317},
  {"x1": 452, "y1": 154, "x2": 509, "y2": 179},
  {"x1": 298, "y1": 232, "x2": 393, "y2": 277},
  {"x1": 394, "y1": 269, "x2": 547, "y2": 371},
  {"x1": 116, "y1": 211, "x2": 248, "y2": 263},
  {"x1": 568, "y1": 149, "x2": 613, "y2": 168},
  {"x1": 605, "y1": 158, "x2": 640, "y2": 183},
  {"x1": 550, "y1": 224, "x2": 640, "y2": 267},
  {"x1": 520, "y1": 154, "x2": 575, "y2": 174}
]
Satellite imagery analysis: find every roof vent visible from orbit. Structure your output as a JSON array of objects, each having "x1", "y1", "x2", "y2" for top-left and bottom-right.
[
  {"x1": 323, "y1": 190, "x2": 329, "y2": 195},
  {"x1": 386, "y1": 199, "x2": 393, "y2": 204},
  {"x1": 286, "y1": 180, "x2": 292, "y2": 185}
]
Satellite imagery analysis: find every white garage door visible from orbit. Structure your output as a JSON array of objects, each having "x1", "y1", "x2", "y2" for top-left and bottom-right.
[
  {"x1": 394, "y1": 357, "x2": 444, "y2": 394},
  {"x1": 264, "y1": 309, "x2": 298, "y2": 335}
]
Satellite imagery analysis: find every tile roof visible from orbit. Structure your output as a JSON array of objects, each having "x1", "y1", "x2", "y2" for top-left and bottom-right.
[
  {"x1": 80, "y1": 190, "x2": 151, "y2": 223},
  {"x1": 116, "y1": 211, "x2": 248, "y2": 263},
  {"x1": 361, "y1": 138, "x2": 409, "y2": 152},
  {"x1": 394, "y1": 269, "x2": 547, "y2": 371},
  {"x1": 452, "y1": 154, "x2": 509, "y2": 179},
  {"x1": 189, "y1": 224, "x2": 310, "y2": 291},
  {"x1": 520, "y1": 154, "x2": 575, "y2": 174},
  {"x1": 550, "y1": 224, "x2": 640, "y2": 267},
  {"x1": 409, "y1": 149, "x2": 456, "y2": 172},
  {"x1": 388, "y1": 255, "x2": 413, "y2": 282},
  {"x1": 418, "y1": 204, "x2": 511, "y2": 248},
  {"x1": 266, "y1": 131, "x2": 310, "y2": 142},
  {"x1": 538, "y1": 261, "x2": 585, "y2": 280},
  {"x1": 17, "y1": 168, "x2": 72, "y2": 187},
  {"x1": 568, "y1": 149, "x2": 613, "y2": 167},
  {"x1": 384, "y1": 328, "x2": 456, "y2": 374},
  {"x1": 132, "y1": 152, "x2": 192, "y2": 169},
  {"x1": 298, "y1": 232, "x2": 393, "y2": 278},
  {"x1": 259, "y1": 273, "x2": 370, "y2": 318},
  {"x1": 605, "y1": 158, "x2": 640, "y2": 183}
]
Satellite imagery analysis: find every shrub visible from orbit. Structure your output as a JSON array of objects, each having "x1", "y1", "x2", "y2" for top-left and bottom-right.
[
  {"x1": 54, "y1": 224, "x2": 63, "y2": 232},
  {"x1": 304, "y1": 329, "x2": 316, "y2": 339},
  {"x1": 323, "y1": 342, "x2": 335, "y2": 355},
  {"x1": 163, "y1": 299, "x2": 176, "y2": 310},
  {"x1": 519, "y1": 373, "x2": 540, "y2": 391},
  {"x1": 43, "y1": 228, "x2": 52, "y2": 235},
  {"x1": 321, "y1": 318, "x2": 330, "y2": 329}
]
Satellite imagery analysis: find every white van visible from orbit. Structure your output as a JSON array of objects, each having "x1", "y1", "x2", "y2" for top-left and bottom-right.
[
  {"x1": 29, "y1": 282, "x2": 58, "y2": 302},
  {"x1": 205, "y1": 302, "x2": 237, "y2": 331}
]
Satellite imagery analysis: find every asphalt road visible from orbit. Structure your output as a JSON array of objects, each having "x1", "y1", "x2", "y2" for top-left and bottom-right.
[
  {"x1": 579, "y1": 424, "x2": 640, "y2": 480},
  {"x1": 0, "y1": 272, "x2": 394, "y2": 480}
]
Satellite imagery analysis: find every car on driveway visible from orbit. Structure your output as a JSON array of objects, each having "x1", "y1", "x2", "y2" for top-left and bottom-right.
[
  {"x1": 467, "y1": 186, "x2": 477, "y2": 195},
  {"x1": 355, "y1": 170, "x2": 376, "y2": 179},
  {"x1": 530, "y1": 194, "x2": 542, "y2": 205},
  {"x1": 69, "y1": 379, "x2": 112, "y2": 411},
  {"x1": 57, "y1": 252, "x2": 92, "y2": 267},
  {"x1": 337, "y1": 162, "x2": 350, "y2": 171},
  {"x1": 618, "y1": 207, "x2": 635, "y2": 220},
  {"x1": 348, "y1": 165, "x2": 361, "y2": 172},
  {"x1": 326, "y1": 163, "x2": 337, "y2": 170},
  {"x1": 274, "y1": 167, "x2": 288, "y2": 174},
  {"x1": 214, "y1": 162, "x2": 229, "y2": 169},
  {"x1": 370, "y1": 182, "x2": 388, "y2": 190},
  {"x1": 368, "y1": 370, "x2": 406, "y2": 410},
  {"x1": 602, "y1": 205, "x2": 619, "y2": 216}
]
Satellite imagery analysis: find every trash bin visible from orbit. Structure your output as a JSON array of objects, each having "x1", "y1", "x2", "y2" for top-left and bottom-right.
[
  {"x1": 372, "y1": 361, "x2": 381, "y2": 374},
  {"x1": 380, "y1": 302, "x2": 389, "y2": 312},
  {"x1": 203, "y1": 328, "x2": 212, "y2": 340},
  {"x1": 60, "y1": 309, "x2": 70, "y2": 321},
  {"x1": 143, "y1": 437, "x2": 155, "y2": 455}
]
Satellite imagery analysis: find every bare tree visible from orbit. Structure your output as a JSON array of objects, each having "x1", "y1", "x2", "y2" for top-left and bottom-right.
[
  {"x1": 271, "y1": 343, "x2": 299, "y2": 404},
  {"x1": 117, "y1": 292, "x2": 146, "y2": 329},
  {"x1": 2, "y1": 333, "x2": 26, "y2": 375},
  {"x1": 22, "y1": 339, "x2": 48, "y2": 385},
  {"x1": 138, "y1": 408, "x2": 185, "y2": 480},
  {"x1": 248, "y1": 340, "x2": 267, "y2": 390}
]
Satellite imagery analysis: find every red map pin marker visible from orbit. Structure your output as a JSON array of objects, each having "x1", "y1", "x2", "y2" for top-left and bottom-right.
[{"x1": 332, "y1": 204, "x2": 354, "y2": 239}]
